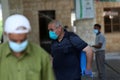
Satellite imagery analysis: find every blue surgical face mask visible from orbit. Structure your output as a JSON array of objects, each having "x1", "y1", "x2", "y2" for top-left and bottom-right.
[
  {"x1": 9, "y1": 40, "x2": 28, "y2": 53},
  {"x1": 49, "y1": 31, "x2": 58, "y2": 40},
  {"x1": 93, "y1": 29, "x2": 98, "y2": 34}
]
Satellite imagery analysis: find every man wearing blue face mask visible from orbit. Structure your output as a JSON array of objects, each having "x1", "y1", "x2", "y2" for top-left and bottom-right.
[
  {"x1": 48, "y1": 20, "x2": 93, "y2": 80},
  {"x1": 92, "y1": 24, "x2": 106, "y2": 80},
  {"x1": 0, "y1": 14, "x2": 55, "y2": 80}
]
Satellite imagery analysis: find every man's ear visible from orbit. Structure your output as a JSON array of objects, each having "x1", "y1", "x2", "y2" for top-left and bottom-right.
[
  {"x1": 58, "y1": 26, "x2": 62, "y2": 31},
  {"x1": 4, "y1": 32, "x2": 10, "y2": 37},
  {"x1": 57, "y1": 28, "x2": 60, "y2": 33}
]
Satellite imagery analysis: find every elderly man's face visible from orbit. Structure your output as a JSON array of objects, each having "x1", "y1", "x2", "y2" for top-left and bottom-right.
[
  {"x1": 48, "y1": 23, "x2": 57, "y2": 32},
  {"x1": 48, "y1": 23, "x2": 62, "y2": 35},
  {"x1": 8, "y1": 33, "x2": 28, "y2": 43}
]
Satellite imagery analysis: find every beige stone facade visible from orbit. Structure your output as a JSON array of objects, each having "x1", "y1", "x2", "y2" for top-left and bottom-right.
[
  {"x1": 1, "y1": 0, "x2": 120, "y2": 52},
  {"x1": 74, "y1": 1, "x2": 120, "y2": 52},
  {"x1": 7, "y1": 0, "x2": 74, "y2": 44},
  {"x1": 95, "y1": 2, "x2": 120, "y2": 52}
]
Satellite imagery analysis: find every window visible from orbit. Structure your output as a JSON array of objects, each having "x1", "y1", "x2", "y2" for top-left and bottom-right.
[{"x1": 104, "y1": 8, "x2": 120, "y2": 33}]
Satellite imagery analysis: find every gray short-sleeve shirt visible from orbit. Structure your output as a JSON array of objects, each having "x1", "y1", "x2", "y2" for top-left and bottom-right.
[{"x1": 95, "y1": 33, "x2": 106, "y2": 51}]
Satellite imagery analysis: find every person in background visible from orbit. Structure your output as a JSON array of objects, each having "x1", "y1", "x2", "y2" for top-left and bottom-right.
[
  {"x1": 48, "y1": 20, "x2": 93, "y2": 80},
  {"x1": 92, "y1": 24, "x2": 106, "y2": 80},
  {"x1": 0, "y1": 14, "x2": 55, "y2": 80}
]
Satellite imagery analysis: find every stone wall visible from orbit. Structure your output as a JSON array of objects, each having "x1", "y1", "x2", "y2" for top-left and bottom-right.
[
  {"x1": 6, "y1": 0, "x2": 120, "y2": 52},
  {"x1": 74, "y1": 19, "x2": 96, "y2": 45},
  {"x1": 74, "y1": 1, "x2": 120, "y2": 52},
  {"x1": 8, "y1": 0, "x2": 74, "y2": 44},
  {"x1": 95, "y1": 2, "x2": 120, "y2": 52},
  {"x1": 105, "y1": 33, "x2": 120, "y2": 52}
]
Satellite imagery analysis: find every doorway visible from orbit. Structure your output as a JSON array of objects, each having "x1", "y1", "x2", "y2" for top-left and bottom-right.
[{"x1": 39, "y1": 10, "x2": 55, "y2": 54}]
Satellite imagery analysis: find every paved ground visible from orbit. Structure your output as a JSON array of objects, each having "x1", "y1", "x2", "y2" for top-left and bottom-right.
[{"x1": 92, "y1": 52, "x2": 120, "y2": 80}]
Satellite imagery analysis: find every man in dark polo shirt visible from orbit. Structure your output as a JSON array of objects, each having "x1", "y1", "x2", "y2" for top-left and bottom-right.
[{"x1": 48, "y1": 20, "x2": 93, "y2": 80}]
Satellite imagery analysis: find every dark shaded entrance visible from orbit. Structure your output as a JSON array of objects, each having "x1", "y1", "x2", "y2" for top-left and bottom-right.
[{"x1": 39, "y1": 10, "x2": 55, "y2": 54}]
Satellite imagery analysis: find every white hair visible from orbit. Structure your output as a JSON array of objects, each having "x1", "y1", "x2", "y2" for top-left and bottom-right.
[{"x1": 49, "y1": 20, "x2": 63, "y2": 28}]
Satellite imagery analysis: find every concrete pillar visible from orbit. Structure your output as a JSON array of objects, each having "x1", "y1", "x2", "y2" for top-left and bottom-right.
[{"x1": 1, "y1": 0, "x2": 10, "y2": 42}]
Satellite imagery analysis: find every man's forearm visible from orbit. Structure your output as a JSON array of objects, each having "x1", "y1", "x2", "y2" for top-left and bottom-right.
[
  {"x1": 86, "y1": 49, "x2": 93, "y2": 70},
  {"x1": 83, "y1": 46, "x2": 93, "y2": 70}
]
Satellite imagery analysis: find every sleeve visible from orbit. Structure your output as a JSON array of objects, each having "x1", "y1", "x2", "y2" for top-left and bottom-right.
[
  {"x1": 69, "y1": 33, "x2": 88, "y2": 51},
  {"x1": 0, "y1": 45, "x2": 2, "y2": 70},
  {"x1": 98, "y1": 35, "x2": 105, "y2": 44},
  {"x1": 41, "y1": 51, "x2": 55, "y2": 80}
]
